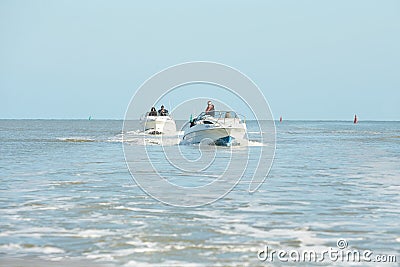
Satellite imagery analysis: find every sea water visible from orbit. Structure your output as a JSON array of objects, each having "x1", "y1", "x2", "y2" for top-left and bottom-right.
[{"x1": 0, "y1": 120, "x2": 399, "y2": 266}]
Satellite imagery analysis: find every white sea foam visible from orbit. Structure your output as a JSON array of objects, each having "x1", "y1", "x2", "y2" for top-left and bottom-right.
[
  {"x1": 77, "y1": 229, "x2": 114, "y2": 238},
  {"x1": 247, "y1": 140, "x2": 265, "y2": 146},
  {"x1": 85, "y1": 253, "x2": 114, "y2": 261},
  {"x1": 111, "y1": 130, "x2": 264, "y2": 147},
  {"x1": 247, "y1": 131, "x2": 264, "y2": 134},
  {"x1": 112, "y1": 131, "x2": 181, "y2": 146},
  {"x1": 124, "y1": 260, "x2": 209, "y2": 267},
  {"x1": 0, "y1": 244, "x2": 65, "y2": 254},
  {"x1": 57, "y1": 137, "x2": 96, "y2": 142}
]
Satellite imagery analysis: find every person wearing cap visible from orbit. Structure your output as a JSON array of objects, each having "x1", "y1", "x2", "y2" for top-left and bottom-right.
[
  {"x1": 205, "y1": 101, "x2": 215, "y2": 116},
  {"x1": 158, "y1": 105, "x2": 169, "y2": 116}
]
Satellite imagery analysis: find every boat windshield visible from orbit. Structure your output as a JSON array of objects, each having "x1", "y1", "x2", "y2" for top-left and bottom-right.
[
  {"x1": 195, "y1": 111, "x2": 243, "y2": 121},
  {"x1": 144, "y1": 111, "x2": 170, "y2": 117}
]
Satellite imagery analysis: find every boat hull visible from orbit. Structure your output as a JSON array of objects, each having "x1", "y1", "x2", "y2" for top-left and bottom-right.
[
  {"x1": 141, "y1": 116, "x2": 176, "y2": 135},
  {"x1": 183, "y1": 126, "x2": 246, "y2": 146}
]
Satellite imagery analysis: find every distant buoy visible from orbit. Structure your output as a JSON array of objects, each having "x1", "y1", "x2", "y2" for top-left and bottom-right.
[
  {"x1": 88, "y1": 116, "x2": 92, "y2": 121},
  {"x1": 279, "y1": 116, "x2": 282, "y2": 122},
  {"x1": 353, "y1": 114, "x2": 358, "y2": 124}
]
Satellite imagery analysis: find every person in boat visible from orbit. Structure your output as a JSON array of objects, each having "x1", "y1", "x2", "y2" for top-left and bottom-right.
[
  {"x1": 149, "y1": 107, "x2": 157, "y2": 116},
  {"x1": 205, "y1": 101, "x2": 215, "y2": 116},
  {"x1": 158, "y1": 105, "x2": 169, "y2": 116}
]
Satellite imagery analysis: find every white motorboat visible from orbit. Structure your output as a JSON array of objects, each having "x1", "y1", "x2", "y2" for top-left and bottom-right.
[
  {"x1": 140, "y1": 112, "x2": 176, "y2": 135},
  {"x1": 182, "y1": 111, "x2": 247, "y2": 146}
]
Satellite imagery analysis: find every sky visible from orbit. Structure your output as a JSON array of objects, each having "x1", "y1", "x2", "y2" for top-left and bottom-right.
[{"x1": 1, "y1": 0, "x2": 399, "y2": 120}]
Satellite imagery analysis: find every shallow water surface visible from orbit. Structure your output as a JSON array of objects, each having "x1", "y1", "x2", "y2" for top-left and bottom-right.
[{"x1": 0, "y1": 120, "x2": 399, "y2": 266}]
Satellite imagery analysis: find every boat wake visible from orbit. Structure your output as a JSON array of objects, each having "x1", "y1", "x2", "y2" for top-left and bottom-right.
[
  {"x1": 56, "y1": 137, "x2": 96, "y2": 143},
  {"x1": 57, "y1": 132, "x2": 265, "y2": 147},
  {"x1": 247, "y1": 140, "x2": 266, "y2": 146},
  {"x1": 115, "y1": 130, "x2": 181, "y2": 146}
]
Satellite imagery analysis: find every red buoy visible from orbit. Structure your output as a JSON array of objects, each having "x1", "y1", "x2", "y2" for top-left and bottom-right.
[
  {"x1": 354, "y1": 114, "x2": 358, "y2": 124},
  {"x1": 279, "y1": 116, "x2": 282, "y2": 122}
]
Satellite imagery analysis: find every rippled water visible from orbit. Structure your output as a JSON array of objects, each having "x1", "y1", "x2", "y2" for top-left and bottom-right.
[{"x1": 0, "y1": 120, "x2": 399, "y2": 266}]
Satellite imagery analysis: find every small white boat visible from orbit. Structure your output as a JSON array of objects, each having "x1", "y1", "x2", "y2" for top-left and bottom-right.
[
  {"x1": 140, "y1": 112, "x2": 176, "y2": 135},
  {"x1": 182, "y1": 111, "x2": 247, "y2": 146}
]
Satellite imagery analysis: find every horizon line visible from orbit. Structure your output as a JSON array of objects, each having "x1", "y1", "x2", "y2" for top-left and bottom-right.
[{"x1": 1, "y1": 118, "x2": 399, "y2": 122}]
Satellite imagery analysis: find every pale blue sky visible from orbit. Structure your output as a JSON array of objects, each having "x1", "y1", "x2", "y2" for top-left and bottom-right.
[{"x1": 1, "y1": 0, "x2": 399, "y2": 120}]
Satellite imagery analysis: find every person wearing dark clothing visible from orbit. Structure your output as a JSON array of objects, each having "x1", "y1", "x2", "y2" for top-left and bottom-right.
[
  {"x1": 149, "y1": 107, "x2": 157, "y2": 116},
  {"x1": 158, "y1": 105, "x2": 169, "y2": 116}
]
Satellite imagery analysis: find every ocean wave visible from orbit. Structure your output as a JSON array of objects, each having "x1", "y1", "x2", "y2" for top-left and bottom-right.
[
  {"x1": 57, "y1": 137, "x2": 96, "y2": 142},
  {"x1": 247, "y1": 140, "x2": 265, "y2": 146},
  {"x1": 0, "y1": 243, "x2": 65, "y2": 254}
]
